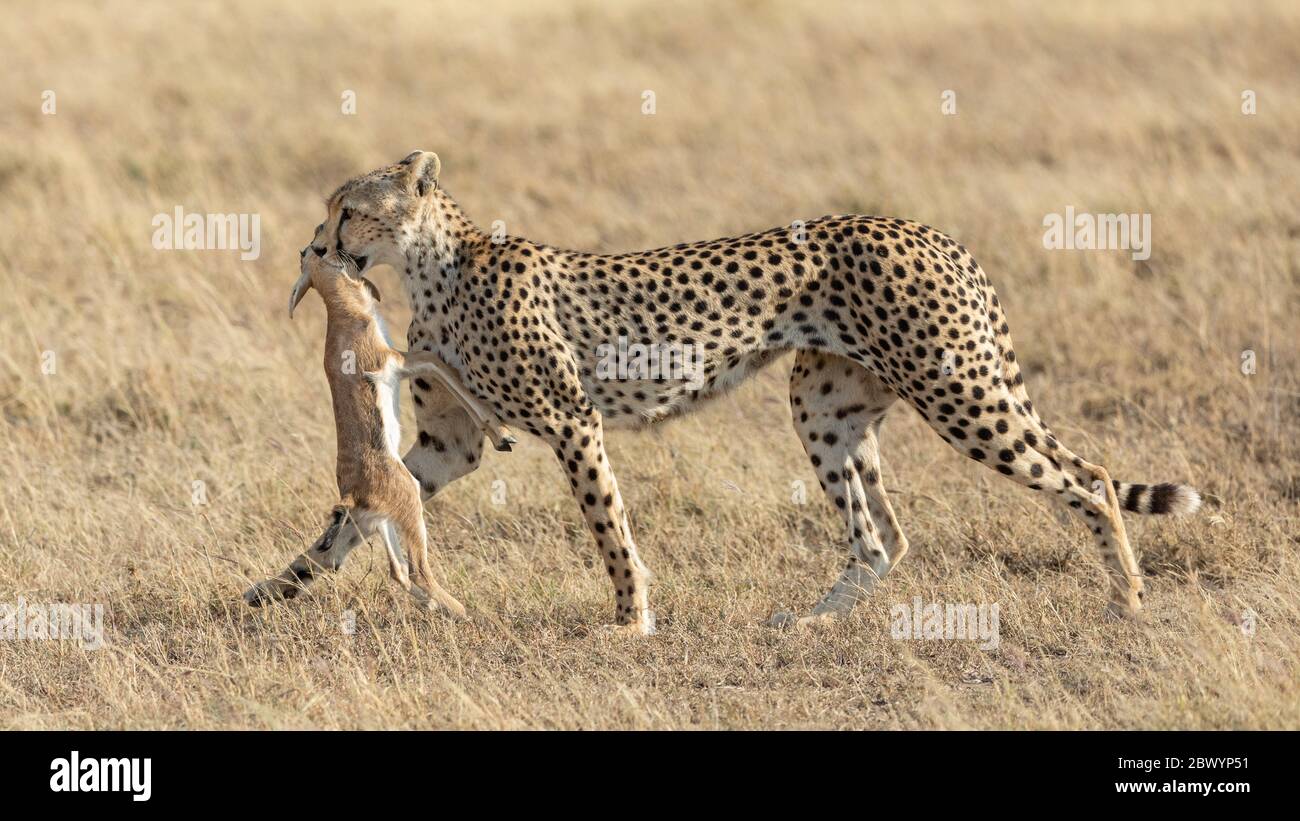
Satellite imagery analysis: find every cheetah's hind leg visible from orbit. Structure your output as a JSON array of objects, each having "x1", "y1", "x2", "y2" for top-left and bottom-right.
[{"x1": 771, "y1": 353, "x2": 906, "y2": 628}]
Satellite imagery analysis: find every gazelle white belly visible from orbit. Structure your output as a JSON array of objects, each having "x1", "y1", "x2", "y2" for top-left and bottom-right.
[{"x1": 373, "y1": 358, "x2": 403, "y2": 460}]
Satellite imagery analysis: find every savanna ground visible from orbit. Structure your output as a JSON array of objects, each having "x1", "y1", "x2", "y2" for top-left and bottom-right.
[{"x1": 1, "y1": 0, "x2": 1298, "y2": 729}]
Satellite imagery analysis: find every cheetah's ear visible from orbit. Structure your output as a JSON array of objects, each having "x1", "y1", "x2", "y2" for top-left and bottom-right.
[{"x1": 400, "y1": 150, "x2": 441, "y2": 197}]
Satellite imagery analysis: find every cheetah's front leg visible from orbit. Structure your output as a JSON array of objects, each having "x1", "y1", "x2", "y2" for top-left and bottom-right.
[{"x1": 551, "y1": 417, "x2": 655, "y2": 636}]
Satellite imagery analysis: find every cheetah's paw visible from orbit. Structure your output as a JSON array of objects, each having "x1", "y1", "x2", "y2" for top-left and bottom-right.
[{"x1": 768, "y1": 611, "x2": 837, "y2": 630}]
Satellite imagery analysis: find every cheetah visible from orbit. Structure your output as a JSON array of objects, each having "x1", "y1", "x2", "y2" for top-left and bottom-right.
[{"x1": 271, "y1": 149, "x2": 1201, "y2": 634}]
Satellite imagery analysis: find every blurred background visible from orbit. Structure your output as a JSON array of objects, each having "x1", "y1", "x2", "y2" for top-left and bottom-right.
[{"x1": 1, "y1": 0, "x2": 1298, "y2": 728}]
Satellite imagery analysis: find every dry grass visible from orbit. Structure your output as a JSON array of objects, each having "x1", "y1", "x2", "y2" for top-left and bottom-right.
[{"x1": 2, "y1": 0, "x2": 1298, "y2": 729}]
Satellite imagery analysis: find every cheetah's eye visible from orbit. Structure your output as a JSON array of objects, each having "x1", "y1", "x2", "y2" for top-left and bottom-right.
[{"x1": 335, "y1": 208, "x2": 354, "y2": 253}]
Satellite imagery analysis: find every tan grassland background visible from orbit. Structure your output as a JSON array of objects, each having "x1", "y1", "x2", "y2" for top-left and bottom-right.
[{"x1": 1, "y1": 0, "x2": 1298, "y2": 728}]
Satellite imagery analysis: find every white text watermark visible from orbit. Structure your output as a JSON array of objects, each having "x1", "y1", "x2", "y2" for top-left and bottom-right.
[{"x1": 890, "y1": 596, "x2": 1000, "y2": 650}]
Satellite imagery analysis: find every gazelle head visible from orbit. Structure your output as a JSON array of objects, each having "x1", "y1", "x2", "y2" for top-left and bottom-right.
[{"x1": 289, "y1": 244, "x2": 381, "y2": 318}]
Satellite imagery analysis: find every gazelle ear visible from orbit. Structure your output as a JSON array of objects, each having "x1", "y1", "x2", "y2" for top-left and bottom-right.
[
  {"x1": 400, "y1": 150, "x2": 441, "y2": 197},
  {"x1": 362, "y1": 277, "x2": 381, "y2": 302},
  {"x1": 288, "y1": 266, "x2": 313, "y2": 318}
]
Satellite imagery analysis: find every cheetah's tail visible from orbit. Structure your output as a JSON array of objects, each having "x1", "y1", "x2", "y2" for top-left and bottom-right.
[{"x1": 1110, "y1": 481, "x2": 1202, "y2": 516}]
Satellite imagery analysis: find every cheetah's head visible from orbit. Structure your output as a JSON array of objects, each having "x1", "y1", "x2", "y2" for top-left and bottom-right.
[{"x1": 304, "y1": 150, "x2": 443, "y2": 281}]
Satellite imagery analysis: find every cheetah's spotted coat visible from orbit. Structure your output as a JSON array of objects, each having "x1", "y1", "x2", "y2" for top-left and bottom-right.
[{"x1": 257, "y1": 151, "x2": 1202, "y2": 633}]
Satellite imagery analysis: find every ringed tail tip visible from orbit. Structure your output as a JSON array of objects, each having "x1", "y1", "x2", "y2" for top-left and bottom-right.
[{"x1": 1112, "y1": 481, "x2": 1202, "y2": 516}]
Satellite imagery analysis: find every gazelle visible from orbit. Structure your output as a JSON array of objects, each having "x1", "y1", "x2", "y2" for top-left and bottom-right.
[{"x1": 243, "y1": 246, "x2": 514, "y2": 615}]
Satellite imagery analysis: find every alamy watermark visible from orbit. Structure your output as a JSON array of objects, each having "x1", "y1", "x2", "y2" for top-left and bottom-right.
[
  {"x1": 1042, "y1": 206, "x2": 1151, "y2": 261},
  {"x1": 595, "y1": 335, "x2": 705, "y2": 390},
  {"x1": 1, "y1": 597, "x2": 105, "y2": 650},
  {"x1": 50, "y1": 751, "x2": 150, "y2": 801},
  {"x1": 151, "y1": 206, "x2": 261, "y2": 260},
  {"x1": 890, "y1": 596, "x2": 1000, "y2": 650}
]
